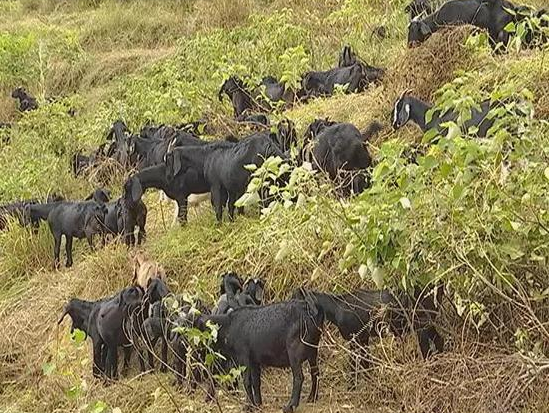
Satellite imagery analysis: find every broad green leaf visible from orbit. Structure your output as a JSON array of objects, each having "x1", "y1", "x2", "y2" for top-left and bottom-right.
[
  {"x1": 501, "y1": 243, "x2": 524, "y2": 260},
  {"x1": 358, "y1": 264, "x2": 368, "y2": 280},
  {"x1": 71, "y1": 329, "x2": 86, "y2": 344},
  {"x1": 372, "y1": 267, "x2": 385, "y2": 289}
]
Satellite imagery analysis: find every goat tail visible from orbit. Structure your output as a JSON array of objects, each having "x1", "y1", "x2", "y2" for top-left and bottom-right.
[
  {"x1": 361, "y1": 121, "x2": 383, "y2": 141},
  {"x1": 57, "y1": 307, "x2": 69, "y2": 324}
]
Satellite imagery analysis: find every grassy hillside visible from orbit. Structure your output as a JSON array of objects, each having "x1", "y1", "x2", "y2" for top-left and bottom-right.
[{"x1": 1, "y1": 0, "x2": 549, "y2": 412}]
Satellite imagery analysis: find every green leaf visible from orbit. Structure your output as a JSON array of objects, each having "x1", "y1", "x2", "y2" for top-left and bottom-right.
[
  {"x1": 504, "y1": 22, "x2": 516, "y2": 33},
  {"x1": 358, "y1": 264, "x2": 368, "y2": 281},
  {"x1": 64, "y1": 385, "x2": 81, "y2": 400},
  {"x1": 420, "y1": 155, "x2": 438, "y2": 170},
  {"x1": 445, "y1": 122, "x2": 461, "y2": 140},
  {"x1": 205, "y1": 353, "x2": 215, "y2": 367},
  {"x1": 371, "y1": 267, "x2": 385, "y2": 289},
  {"x1": 71, "y1": 329, "x2": 86, "y2": 344},
  {"x1": 422, "y1": 128, "x2": 439, "y2": 143},
  {"x1": 501, "y1": 243, "x2": 524, "y2": 260},
  {"x1": 452, "y1": 183, "x2": 464, "y2": 200},
  {"x1": 439, "y1": 162, "x2": 452, "y2": 178}
]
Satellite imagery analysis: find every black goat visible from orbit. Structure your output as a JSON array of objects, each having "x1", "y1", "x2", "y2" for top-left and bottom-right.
[
  {"x1": 123, "y1": 148, "x2": 211, "y2": 224},
  {"x1": 219, "y1": 76, "x2": 261, "y2": 118},
  {"x1": 391, "y1": 91, "x2": 496, "y2": 138},
  {"x1": 0, "y1": 194, "x2": 64, "y2": 231},
  {"x1": 116, "y1": 197, "x2": 147, "y2": 246},
  {"x1": 293, "y1": 287, "x2": 443, "y2": 382},
  {"x1": 236, "y1": 113, "x2": 271, "y2": 129},
  {"x1": 167, "y1": 134, "x2": 285, "y2": 222},
  {"x1": 301, "y1": 65, "x2": 362, "y2": 98},
  {"x1": 130, "y1": 126, "x2": 202, "y2": 170},
  {"x1": 105, "y1": 120, "x2": 133, "y2": 167},
  {"x1": 407, "y1": 0, "x2": 529, "y2": 48},
  {"x1": 194, "y1": 296, "x2": 324, "y2": 412},
  {"x1": 240, "y1": 278, "x2": 265, "y2": 306},
  {"x1": 0, "y1": 201, "x2": 32, "y2": 230},
  {"x1": 71, "y1": 144, "x2": 107, "y2": 177},
  {"x1": 170, "y1": 299, "x2": 212, "y2": 389},
  {"x1": 405, "y1": 0, "x2": 433, "y2": 19},
  {"x1": 126, "y1": 278, "x2": 170, "y2": 373},
  {"x1": 47, "y1": 191, "x2": 109, "y2": 268},
  {"x1": 11, "y1": 87, "x2": 38, "y2": 112},
  {"x1": 269, "y1": 118, "x2": 297, "y2": 154},
  {"x1": 307, "y1": 121, "x2": 382, "y2": 195},
  {"x1": 58, "y1": 292, "x2": 118, "y2": 377},
  {"x1": 213, "y1": 272, "x2": 244, "y2": 315},
  {"x1": 95, "y1": 286, "x2": 144, "y2": 378},
  {"x1": 259, "y1": 76, "x2": 296, "y2": 107},
  {"x1": 337, "y1": 46, "x2": 386, "y2": 92}
]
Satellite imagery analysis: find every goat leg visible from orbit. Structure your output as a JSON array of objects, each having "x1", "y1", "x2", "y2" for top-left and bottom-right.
[
  {"x1": 53, "y1": 232, "x2": 62, "y2": 269},
  {"x1": 92, "y1": 340, "x2": 104, "y2": 378},
  {"x1": 250, "y1": 364, "x2": 262, "y2": 406},
  {"x1": 417, "y1": 325, "x2": 443, "y2": 359},
  {"x1": 160, "y1": 337, "x2": 168, "y2": 373},
  {"x1": 307, "y1": 352, "x2": 320, "y2": 403},
  {"x1": 86, "y1": 234, "x2": 94, "y2": 251},
  {"x1": 65, "y1": 235, "x2": 73, "y2": 268},
  {"x1": 242, "y1": 365, "x2": 256, "y2": 411},
  {"x1": 137, "y1": 218, "x2": 146, "y2": 245},
  {"x1": 176, "y1": 198, "x2": 188, "y2": 224},
  {"x1": 284, "y1": 357, "x2": 304, "y2": 413}
]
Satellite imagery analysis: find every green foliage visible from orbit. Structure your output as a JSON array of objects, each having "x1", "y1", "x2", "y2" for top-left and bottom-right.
[
  {"x1": 0, "y1": 27, "x2": 83, "y2": 92},
  {"x1": 342, "y1": 79, "x2": 548, "y2": 330},
  {"x1": 279, "y1": 45, "x2": 310, "y2": 91},
  {"x1": 504, "y1": 7, "x2": 549, "y2": 52}
]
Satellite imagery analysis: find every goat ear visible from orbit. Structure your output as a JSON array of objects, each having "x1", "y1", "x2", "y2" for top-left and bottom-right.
[
  {"x1": 420, "y1": 22, "x2": 431, "y2": 36},
  {"x1": 255, "y1": 284, "x2": 264, "y2": 303},
  {"x1": 172, "y1": 153, "x2": 182, "y2": 177},
  {"x1": 117, "y1": 290, "x2": 126, "y2": 308},
  {"x1": 130, "y1": 178, "x2": 143, "y2": 204}
]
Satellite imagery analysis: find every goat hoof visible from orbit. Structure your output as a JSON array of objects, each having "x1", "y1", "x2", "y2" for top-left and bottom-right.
[
  {"x1": 282, "y1": 406, "x2": 294, "y2": 413},
  {"x1": 66, "y1": 261, "x2": 73, "y2": 268}
]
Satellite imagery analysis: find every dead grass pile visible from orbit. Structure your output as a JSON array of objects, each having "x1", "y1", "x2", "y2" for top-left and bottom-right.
[{"x1": 385, "y1": 26, "x2": 484, "y2": 101}]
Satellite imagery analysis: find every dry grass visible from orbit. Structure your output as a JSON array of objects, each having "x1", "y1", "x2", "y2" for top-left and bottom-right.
[{"x1": 2, "y1": 0, "x2": 549, "y2": 412}]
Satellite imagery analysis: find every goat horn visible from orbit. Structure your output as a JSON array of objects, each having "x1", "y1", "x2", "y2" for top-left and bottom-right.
[{"x1": 399, "y1": 88, "x2": 413, "y2": 100}]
